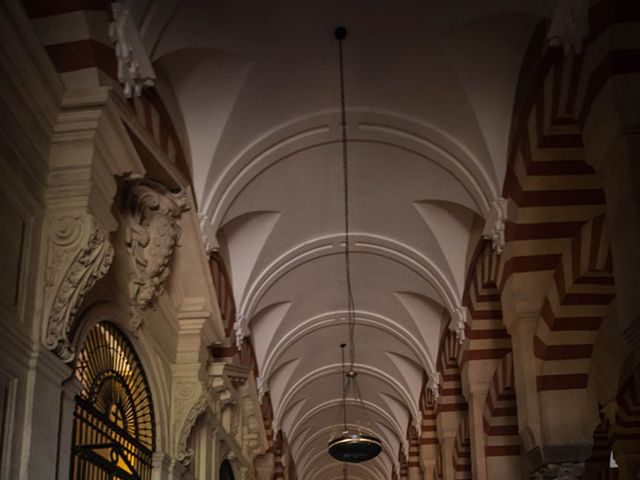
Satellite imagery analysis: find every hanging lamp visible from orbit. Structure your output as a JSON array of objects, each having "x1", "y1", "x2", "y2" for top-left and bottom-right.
[{"x1": 327, "y1": 26, "x2": 382, "y2": 464}]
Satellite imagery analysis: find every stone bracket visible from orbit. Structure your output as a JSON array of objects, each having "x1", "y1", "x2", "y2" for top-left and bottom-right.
[
  {"x1": 125, "y1": 179, "x2": 188, "y2": 330},
  {"x1": 43, "y1": 213, "x2": 114, "y2": 362}
]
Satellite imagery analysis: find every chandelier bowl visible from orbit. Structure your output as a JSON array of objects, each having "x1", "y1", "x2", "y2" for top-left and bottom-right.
[{"x1": 328, "y1": 433, "x2": 382, "y2": 463}]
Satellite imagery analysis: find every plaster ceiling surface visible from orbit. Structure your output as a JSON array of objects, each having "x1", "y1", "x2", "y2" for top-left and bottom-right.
[{"x1": 128, "y1": 1, "x2": 548, "y2": 477}]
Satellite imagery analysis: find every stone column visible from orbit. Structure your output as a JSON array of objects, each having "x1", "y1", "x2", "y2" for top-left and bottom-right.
[
  {"x1": 439, "y1": 436, "x2": 456, "y2": 480},
  {"x1": 419, "y1": 443, "x2": 438, "y2": 480},
  {"x1": 467, "y1": 385, "x2": 490, "y2": 480}
]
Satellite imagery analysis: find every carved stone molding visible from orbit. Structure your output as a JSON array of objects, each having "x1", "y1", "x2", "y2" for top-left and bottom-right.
[
  {"x1": 535, "y1": 462, "x2": 585, "y2": 480},
  {"x1": 548, "y1": 0, "x2": 589, "y2": 56},
  {"x1": 125, "y1": 180, "x2": 188, "y2": 329},
  {"x1": 109, "y1": 3, "x2": 156, "y2": 97},
  {"x1": 43, "y1": 214, "x2": 114, "y2": 362},
  {"x1": 482, "y1": 197, "x2": 509, "y2": 255},
  {"x1": 449, "y1": 306, "x2": 467, "y2": 344}
]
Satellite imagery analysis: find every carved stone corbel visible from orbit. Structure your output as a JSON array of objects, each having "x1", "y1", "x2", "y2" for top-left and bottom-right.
[
  {"x1": 427, "y1": 372, "x2": 441, "y2": 403},
  {"x1": 43, "y1": 214, "x2": 114, "y2": 362},
  {"x1": 449, "y1": 306, "x2": 467, "y2": 344},
  {"x1": 482, "y1": 197, "x2": 509, "y2": 255},
  {"x1": 125, "y1": 180, "x2": 188, "y2": 330}
]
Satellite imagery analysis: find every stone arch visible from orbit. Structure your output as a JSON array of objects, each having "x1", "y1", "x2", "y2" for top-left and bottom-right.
[{"x1": 535, "y1": 215, "x2": 615, "y2": 390}]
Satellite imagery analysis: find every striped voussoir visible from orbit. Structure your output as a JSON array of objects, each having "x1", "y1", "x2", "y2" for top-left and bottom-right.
[
  {"x1": 585, "y1": 414, "x2": 615, "y2": 479},
  {"x1": 535, "y1": 214, "x2": 614, "y2": 392},
  {"x1": 462, "y1": 242, "x2": 511, "y2": 367},
  {"x1": 210, "y1": 252, "x2": 236, "y2": 337},
  {"x1": 452, "y1": 414, "x2": 471, "y2": 479},
  {"x1": 497, "y1": 0, "x2": 640, "y2": 295},
  {"x1": 436, "y1": 332, "x2": 466, "y2": 415},
  {"x1": 483, "y1": 353, "x2": 519, "y2": 458},
  {"x1": 611, "y1": 376, "x2": 640, "y2": 445},
  {"x1": 407, "y1": 426, "x2": 421, "y2": 470},
  {"x1": 419, "y1": 378, "x2": 438, "y2": 447}
]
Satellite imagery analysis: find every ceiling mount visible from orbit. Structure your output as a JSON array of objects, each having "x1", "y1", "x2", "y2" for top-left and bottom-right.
[{"x1": 335, "y1": 26, "x2": 347, "y2": 40}]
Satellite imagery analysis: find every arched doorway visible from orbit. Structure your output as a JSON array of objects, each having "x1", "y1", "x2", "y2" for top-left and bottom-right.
[
  {"x1": 220, "y1": 459, "x2": 235, "y2": 480},
  {"x1": 70, "y1": 321, "x2": 155, "y2": 479}
]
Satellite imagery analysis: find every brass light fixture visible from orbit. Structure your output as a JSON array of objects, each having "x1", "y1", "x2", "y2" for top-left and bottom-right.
[{"x1": 327, "y1": 26, "x2": 382, "y2": 465}]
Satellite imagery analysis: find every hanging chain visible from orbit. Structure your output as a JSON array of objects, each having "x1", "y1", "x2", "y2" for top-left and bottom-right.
[
  {"x1": 337, "y1": 29, "x2": 356, "y2": 372},
  {"x1": 341, "y1": 343, "x2": 348, "y2": 431}
]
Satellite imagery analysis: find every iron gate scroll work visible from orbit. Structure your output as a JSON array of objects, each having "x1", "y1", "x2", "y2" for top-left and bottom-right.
[{"x1": 71, "y1": 322, "x2": 155, "y2": 480}]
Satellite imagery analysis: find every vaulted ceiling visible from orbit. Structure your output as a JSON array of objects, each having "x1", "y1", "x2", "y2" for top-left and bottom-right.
[{"x1": 129, "y1": 1, "x2": 550, "y2": 477}]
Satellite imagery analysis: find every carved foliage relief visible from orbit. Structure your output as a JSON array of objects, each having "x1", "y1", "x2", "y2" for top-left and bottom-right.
[
  {"x1": 43, "y1": 214, "x2": 114, "y2": 362},
  {"x1": 125, "y1": 180, "x2": 188, "y2": 328}
]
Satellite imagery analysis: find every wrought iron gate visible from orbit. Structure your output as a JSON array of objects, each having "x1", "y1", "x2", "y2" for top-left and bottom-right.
[{"x1": 70, "y1": 322, "x2": 155, "y2": 480}]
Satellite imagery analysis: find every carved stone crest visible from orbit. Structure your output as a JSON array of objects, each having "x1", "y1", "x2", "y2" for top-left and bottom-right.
[
  {"x1": 43, "y1": 214, "x2": 114, "y2": 362},
  {"x1": 125, "y1": 180, "x2": 188, "y2": 329}
]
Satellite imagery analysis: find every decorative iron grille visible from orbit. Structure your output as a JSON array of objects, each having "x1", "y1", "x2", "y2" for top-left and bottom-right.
[{"x1": 71, "y1": 322, "x2": 155, "y2": 480}]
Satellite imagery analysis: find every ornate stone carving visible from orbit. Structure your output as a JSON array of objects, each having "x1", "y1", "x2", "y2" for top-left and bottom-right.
[
  {"x1": 174, "y1": 379, "x2": 209, "y2": 465},
  {"x1": 125, "y1": 180, "x2": 188, "y2": 329},
  {"x1": 482, "y1": 197, "x2": 508, "y2": 255},
  {"x1": 43, "y1": 214, "x2": 114, "y2": 362},
  {"x1": 548, "y1": 0, "x2": 589, "y2": 56},
  {"x1": 535, "y1": 462, "x2": 585, "y2": 480},
  {"x1": 449, "y1": 306, "x2": 467, "y2": 344},
  {"x1": 427, "y1": 372, "x2": 441, "y2": 403},
  {"x1": 109, "y1": 3, "x2": 156, "y2": 97},
  {"x1": 235, "y1": 313, "x2": 248, "y2": 348},
  {"x1": 199, "y1": 213, "x2": 218, "y2": 255}
]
